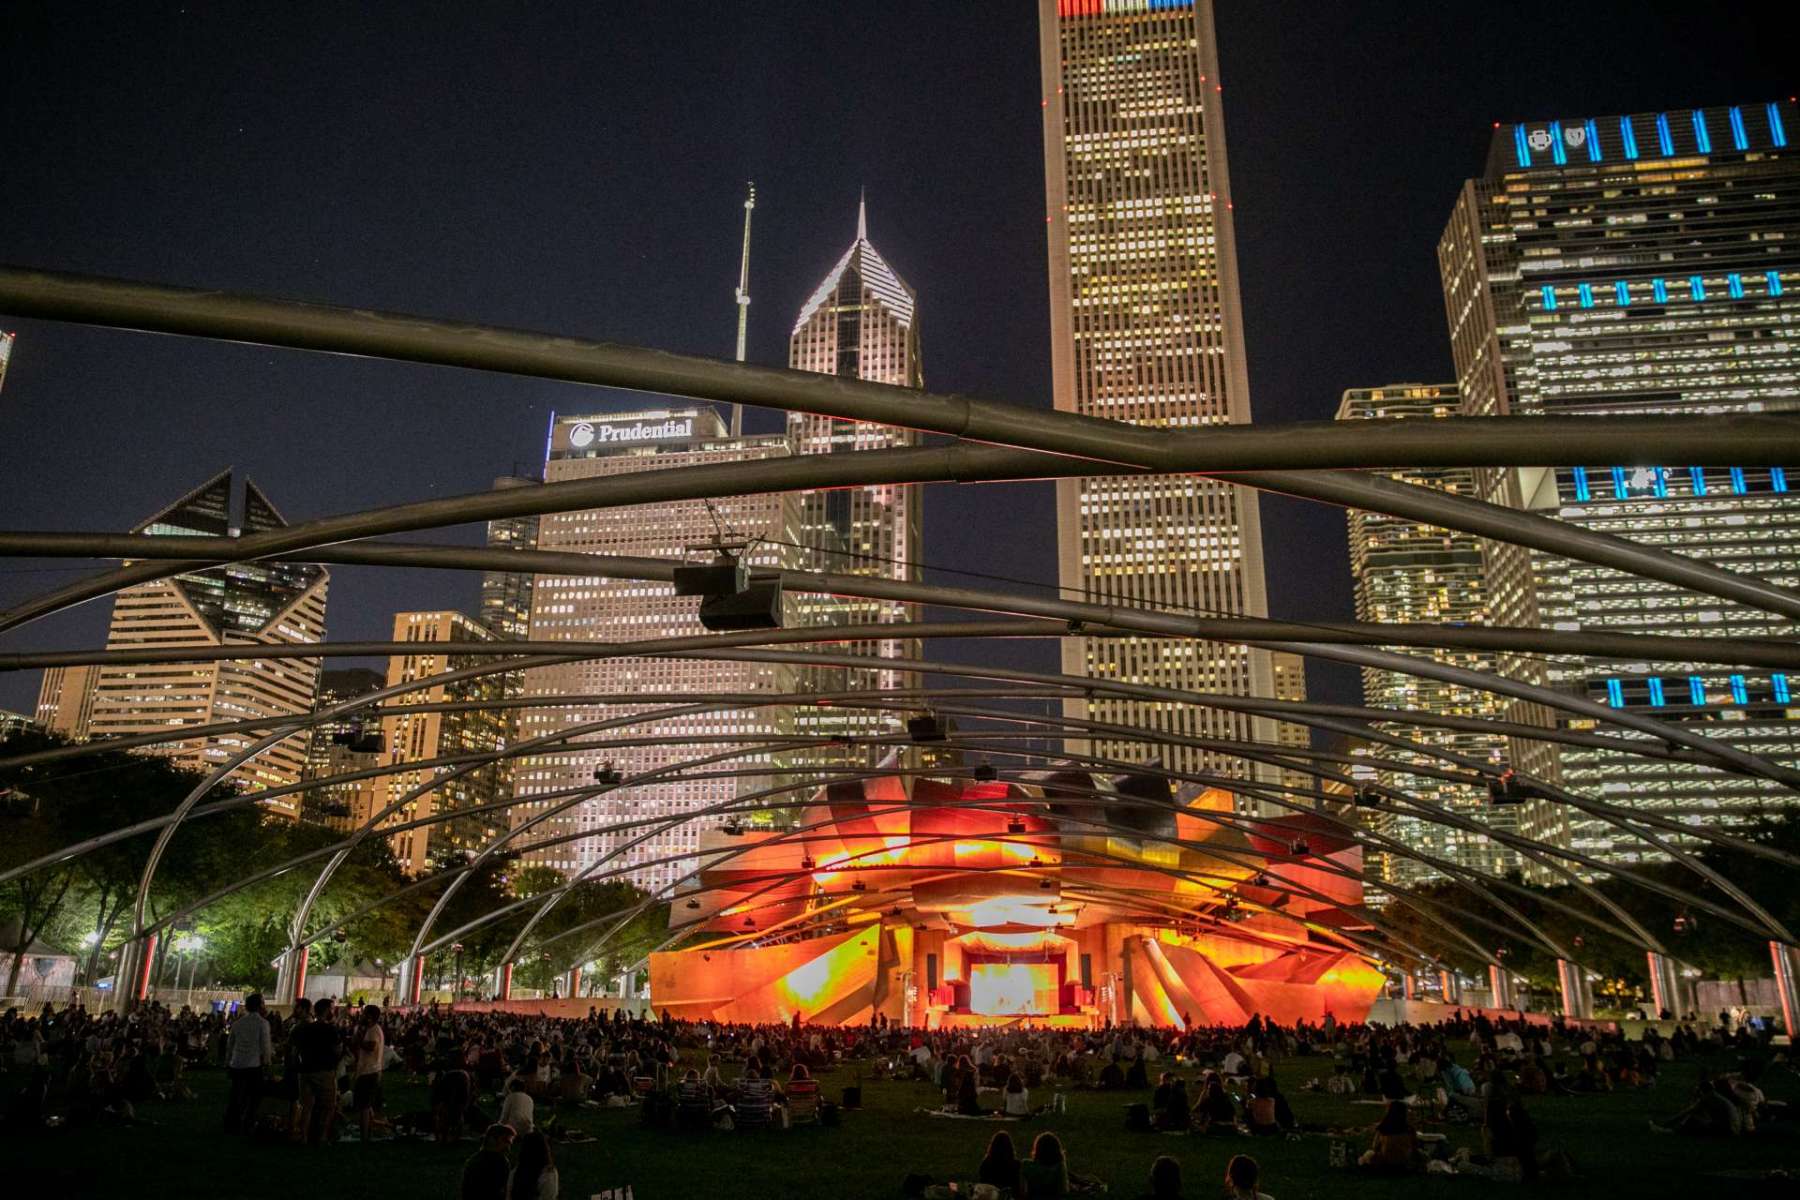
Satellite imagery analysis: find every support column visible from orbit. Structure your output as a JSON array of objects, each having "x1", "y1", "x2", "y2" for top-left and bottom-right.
[
  {"x1": 1771, "y1": 942, "x2": 1800, "y2": 1042},
  {"x1": 292, "y1": 945, "x2": 309, "y2": 1004},
  {"x1": 1556, "y1": 959, "x2": 1592, "y2": 1020},
  {"x1": 1646, "y1": 951, "x2": 1682, "y2": 1019},
  {"x1": 1439, "y1": 969, "x2": 1461, "y2": 1004},
  {"x1": 566, "y1": 967, "x2": 581, "y2": 999},
  {"x1": 1402, "y1": 974, "x2": 1417, "y2": 1002},
  {"x1": 498, "y1": 962, "x2": 513, "y2": 1002},
  {"x1": 124, "y1": 933, "x2": 158, "y2": 1010},
  {"x1": 1488, "y1": 964, "x2": 1515, "y2": 1011}
]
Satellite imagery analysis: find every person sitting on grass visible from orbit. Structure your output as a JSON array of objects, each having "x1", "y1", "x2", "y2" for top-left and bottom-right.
[
  {"x1": 499, "y1": 1077, "x2": 535, "y2": 1137},
  {"x1": 460, "y1": 1122, "x2": 516, "y2": 1200},
  {"x1": 1004, "y1": 1071, "x2": 1032, "y2": 1117},
  {"x1": 1650, "y1": 1070, "x2": 1744, "y2": 1137},
  {"x1": 1244, "y1": 1074, "x2": 1293, "y2": 1136},
  {"x1": 1191, "y1": 1073, "x2": 1237, "y2": 1133},
  {"x1": 1358, "y1": 1100, "x2": 1421, "y2": 1172},
  {"x1": 510, "y1": 1130, "x2": 560, "y2": 1200},
  {"x1": 980, "y1": 1129, "x2": 1023, "y2": 1195},
  {"x1": 1151, "y1": 1073, "x2": 1190, "y2": 1132},
  {"x1": 1223, "y1": 1154, "x2": 1273, "y2": 1200},
  {"x1": 1020, "y1": 1130, "x2": 1069, "y2": 1198},
  {"x1": 1142, "y1": 1154, "x2": 1184, "y2": 1200}
]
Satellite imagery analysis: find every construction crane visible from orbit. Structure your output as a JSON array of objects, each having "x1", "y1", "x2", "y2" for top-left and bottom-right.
[{"x1": 730, "y1": 181, "x2": 755, "y2": 436}]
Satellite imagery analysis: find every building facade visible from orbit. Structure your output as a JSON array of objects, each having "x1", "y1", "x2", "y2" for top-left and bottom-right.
[
  {"x1": 300, "y1": 667, "x2": 386, "y2": 831},
  {"x1": 34, "y1": 664, "x2": 98, "y2": 742},
  {"x1": 511, "y1": 409, "x2": 804, "y2": 891},
  {"x1": 786, "y1": 199, "x2": 923, "y2": 748},
  {"x1": 84, "y1": 471, "x2": 329, "y2": 807},
  {"x1": 1038, "y1": 0, "x2": 1279, "y2": 791},
  {"x1": 1438, "y1": 101, "x2": 1800, "y2": 863},
  {"x1": 353, "y1": 612, "x2": 509, "y2": 875},
  {"x1": 1336, "y1": 385, "x2": 1524, "y2": 886}
]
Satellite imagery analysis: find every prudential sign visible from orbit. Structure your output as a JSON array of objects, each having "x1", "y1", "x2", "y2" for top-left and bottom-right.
[{"x1": 566, "y1": 417, "x2": 695, "y2": 449}]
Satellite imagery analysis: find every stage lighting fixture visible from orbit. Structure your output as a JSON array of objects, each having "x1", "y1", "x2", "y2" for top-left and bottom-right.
[
  {"x1": 1039, "y1": 877, "x2": 1054, "y2": 890},
  {"x1": 333, "y1": 724, "x2": 385, "y2": 754},
  {"x1": 721, "y1": 819, "x2": 744, "y2": 836},
  {"x1": 801, "y1": 856, "x2": 816, "y2": 870},
  {"x1": 685, "y1": 899, "x2": 701, "y2": 910},
  {"x1": 974, "y1": 764, "x2": 998, "y2": 782},
  {"x1": 1487, "y1": 768, "x2": 1525, "y2": 805},
  {"x1": 1290, "y1": 839, "x2": 1310, "y2": 856},
  {"x1": 1353, "y1": 786, "x2": 1381, "y2": 808},
  {"x1": 594, "y1": 763, "x2": 623, "y2": 786},
  {"x1": 1006, "y1": 817, "x2": 1026, "y2": 835},
  {"x1": 851, "y1": 880, "x2": 868, "y2": 892}
]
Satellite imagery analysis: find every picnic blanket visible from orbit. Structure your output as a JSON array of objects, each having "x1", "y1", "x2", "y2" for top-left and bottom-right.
[{"x1": 916, "y1": 1107, "x2": 1020, "y2": 1121}]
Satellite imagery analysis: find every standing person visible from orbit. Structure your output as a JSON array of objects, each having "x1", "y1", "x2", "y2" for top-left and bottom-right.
[
  {"x1": 222, "y1": 992, "x2": 272, "y2": 1133},
  {"x1": 460, "y1": 1123, "x2": 516, "y2": 1200},
  {"x1": 290, "y1": 996, "x2": 343, "y2": 1146},
  {"x1": 352, "y1": 1003, "x2": 386, "y2": 1143}
]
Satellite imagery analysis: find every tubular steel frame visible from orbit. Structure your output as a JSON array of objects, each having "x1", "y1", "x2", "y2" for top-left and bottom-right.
[{"x1": 2, "y1": 264, "x2": 1797, "y2": 1007}]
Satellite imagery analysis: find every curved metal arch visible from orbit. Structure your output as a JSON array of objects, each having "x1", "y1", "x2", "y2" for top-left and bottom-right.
[
  {"x1": 11, "y1": 548, "x2": 1800, "y2": 672},
  {"x1": 15, "y1": 647, "x2": 1788, "y2": 954}
]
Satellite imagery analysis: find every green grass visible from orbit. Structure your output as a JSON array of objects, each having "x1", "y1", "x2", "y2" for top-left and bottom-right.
[{"x1": 9, "y1": 1045, "x2": 1798, "y2": 1199}]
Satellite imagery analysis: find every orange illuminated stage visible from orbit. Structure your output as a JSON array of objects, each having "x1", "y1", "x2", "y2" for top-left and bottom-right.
[{"x1": 649, "y1": 770, "x2": 1386, "y2": 1029}]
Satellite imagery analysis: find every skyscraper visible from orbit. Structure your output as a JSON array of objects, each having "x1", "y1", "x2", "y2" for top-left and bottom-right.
[
  {"x1": 479, "y1": 475, "x2": 540, "y2": 642},
  {"x1": 301, "y1": 667, "x2": 385, "y2": 831},
  {"x1": 1336, "y1": 385, "x2": 1523, "y2": 885},
  {"x1": 1038, "y1": 0, "x2": 1280, "y2": 791},
  {"x1": 786, "y1": 198, "x2": 924, "y2": 745},
  {"x1": 354, "y1": 611, "x2": 509, "y2": 875},
  {"x1": 34, "y1": 664, "x2": 98, "y2": 742},
  {"x1": 511, "y1": 409, "x2": 803, "y2": 890},
  {"x1": 0, "y1": 331, "x2": 13, "y2": 394},
  {"x1": 1438, "y1": 101, "x2": 1800, "y2": 863},
  {"x1": 84, "y1": 470, "x2": 329, "y2": 806}
]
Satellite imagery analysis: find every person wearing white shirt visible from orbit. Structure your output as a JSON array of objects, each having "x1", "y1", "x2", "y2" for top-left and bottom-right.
[
  {"x1": 352, "y1": 1004, "x2": 387, "y2": 1142},
  {"x1": 223, "y1": 992, "x2": 273, "y2": 1133},
  {"x1": 499, "y1": 1078, "x2": 536, "y2": 1136}
]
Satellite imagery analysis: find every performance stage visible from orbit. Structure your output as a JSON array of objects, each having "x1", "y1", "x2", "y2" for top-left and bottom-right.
[{"x1": 649, "y1": 770, "x2": 1385, "y2": 1029}]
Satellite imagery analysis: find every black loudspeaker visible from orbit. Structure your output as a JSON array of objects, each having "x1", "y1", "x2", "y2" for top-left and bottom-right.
[
  {"x1": 1080, "y1": 954, "x2": 1093, "y2": 990},
  {"x1": 926, "y1": 954, "x2": 938, "y2": 992},
  {"x1": 698, "y1": 579, "x2": 783, "y2": 631},
  {"x1": 907, "y1": 715, "x2": 948, "y2": 743},
  {"x1": 673, "y1": 558, "x2": 747, "y2": 597}
]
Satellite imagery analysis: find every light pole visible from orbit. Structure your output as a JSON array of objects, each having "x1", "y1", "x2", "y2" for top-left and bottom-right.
[
  {"x1": 173, "y1": 934, "x2": 204, "y2": 1006},
  {"x1": 451, "y1": 943, "x2": 464, "y2": 1004}
]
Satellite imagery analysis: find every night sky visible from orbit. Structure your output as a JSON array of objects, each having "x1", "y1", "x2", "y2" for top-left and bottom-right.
[{"x1": 1, "y1": 2, "x2": 1793, "y2": 719}]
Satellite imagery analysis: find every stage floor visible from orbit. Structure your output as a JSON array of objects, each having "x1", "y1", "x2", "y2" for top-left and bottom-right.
[{"x1": 935, "y1": 1011, "x2": 1097, "y2": 1030}]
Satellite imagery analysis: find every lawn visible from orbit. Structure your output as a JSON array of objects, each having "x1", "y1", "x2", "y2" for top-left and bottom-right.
[{"x1": 7, "y1": 1042, "x2": 1797, "y2": 1199}]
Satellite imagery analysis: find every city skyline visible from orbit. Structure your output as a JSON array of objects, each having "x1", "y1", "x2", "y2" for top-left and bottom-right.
[{"x1": 3, "y1": 2, "x2": 1800, "y2": 723}]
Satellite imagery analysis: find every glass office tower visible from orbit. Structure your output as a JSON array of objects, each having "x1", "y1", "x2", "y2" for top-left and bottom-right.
[
  {"x1": 1038, "y1": 0, "x2": 1281, "y2": 792},
  {"x1": 1439, "y1": 101, "x2": 1800, "y2": 862}
]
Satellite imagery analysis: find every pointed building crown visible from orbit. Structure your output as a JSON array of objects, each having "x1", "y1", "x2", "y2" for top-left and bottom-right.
[{"x1": 792, "y1": 196, "x2": 916, "y2": 336}]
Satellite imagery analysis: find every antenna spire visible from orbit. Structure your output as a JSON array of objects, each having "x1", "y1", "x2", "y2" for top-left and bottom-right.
[
  {"x1": 857, "y1": 188, "x2": 867, "y2": 241},
  {"x1": 730, "y1": 181, "x2": 755, "y2": 437}
]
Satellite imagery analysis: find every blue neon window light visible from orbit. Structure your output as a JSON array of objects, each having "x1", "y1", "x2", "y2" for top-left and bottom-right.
[
  {"x1": 1656, "y1": 113, "x2": 1674, "y2": 155},
  {"x1": 1549, "y1": 120, "x2": 1567, "y2": 165},
  {"x1": 1513, "y1": 124, "x2": 1532, "y2": 167},
  {"x1": 1771, "y1": 102, "x2": 1789, "y2": 148},
  {"x1": 1692, "y1": 110, "x2": 1712, "y2": 153},
  {"x1": 1689, "y1": 676, "x2": 1707, "y2": 705},
  {"x1": 1647, "y1": 677, "x2": 1666, "y2": 707},
  {"x1": 1777, "y1": 674, "x2": 1793, "y2": 704},
  {"x1": 1653, "y1": 278, "x2": 1669, "y2": 303},
  {"x1": 1579, "y1": 283, "x2": 1594, "y2": 308},
  {"x1": 1690, "y1": 467, "x2": 1707, "y2": 495},
  {"x1": 1769, "y1": 270, "x2": 1785, "y2": 297},
  {"x1": 1611, "y1": 466, "x2": 1629, "y2": 499},
  {"x1": 1728, "y1": 273, "x2": 1745, "y2": 299},
  {"x1": 1541, "y1": 285, "x2": 1557, "y2": 311},
  {"x1": 1620, "y1": 116, "x2": 1640, "y2": 159},
  {"x1": 1731, "y1": 467, "x2": 1747, "y2": 493},
  {"x1": 1689, "y1": 275, "x2": 1706, "y2": 301},
  {"x1": 1730, "y1": 674, "x2": 1749, "y2": 705},
  {"x1": 1772, "y1": 467, "x2": 1788, "y2": 493},
  {"x1": 1615, "y1": 281, "x2": 1631, "y2": 306},
  {"x1": 1585, "y1": 118, "x2": 1602, "y2": 162},
  {"x1": 1729, "y1": 106, "x2": 1749, "y2": 151},
  {"x1": 1653, "y1": 468, "x2": 1668, "y2": 498},
  {"x1": 1606, "y1": 679, "x2": 1625, "y2": 708},
  {"x1": 1572, "y1": 466, "x2": 1591, "y2": 502}
]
